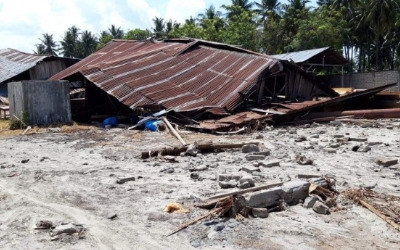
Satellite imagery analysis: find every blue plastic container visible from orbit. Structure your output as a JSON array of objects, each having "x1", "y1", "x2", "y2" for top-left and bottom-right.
[
  {"x1": 102, "y1": 117, "x2": 118, "y2": 127},
  {"x1": 145, "y1": 120, "x2": 163, "y2": 131}
]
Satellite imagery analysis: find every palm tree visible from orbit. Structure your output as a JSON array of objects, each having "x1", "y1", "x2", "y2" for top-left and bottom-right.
[
  {"x1": 254, "y1": 0, "x2": 281, "y2": 22},
  {"x1": 222, "y1": 0, "x2": 254, "y2": 20},
  {"x1": 60, "y1": 26, "x2": 80, "y2": 57},
  {"x1": 198, "y1": 5, "x2": 225, "y2": 31},
  {"x1": 78, "y1": 31, "x2": 98, "y2": 58},
  {"x1": 108, "y1": 25, "x2": 124, "y2": 39},
  {"x1": 364, "y1": 0, "x2": 399, "y2": 70},
  {"x1": 37, "y1": 33, "x2": 59, "y2": 56},
  {"x1": 34, "y1": 44, "x2": 46, "y2": 55},
  {"x1": 152, "y1": 17, "x2": 165, "y2": 39},
  {"x1": 316, "y1": 0, "x2": 333, "y2": 6}
]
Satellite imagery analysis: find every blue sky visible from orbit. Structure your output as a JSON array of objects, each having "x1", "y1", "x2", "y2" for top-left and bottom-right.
[{"x1": 0, "y1": 0, "x2": 316, "y2": 53}]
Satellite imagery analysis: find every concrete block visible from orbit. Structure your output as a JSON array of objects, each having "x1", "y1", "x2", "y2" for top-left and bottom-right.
[
  {"x1": 376, "y1": 158, "x2": 398, "y2": 167},
  {"x1": 245, "y1": 154, "x2": 266, "y2": 161},
  {"x1": 282, "y1": 180, "x2": 310, "y2": 205},
  {"x1": 242, "y1": 144, "x2": 259, "y2": 153},
  {"x1": 244, "y1": 187, "x2": 284, "y2": 208},
  {"x1": 313, "y1": 201, "x2": 330, "y2": 214},
  {"x1": 259, "y1": 160, "x2": 280, "y2": 168},
  {"x1": 303, "y1": 196, "x2": 319, "y2": 209},
  {"x1": 219, "y1": 180, "x2": 237, "y2": 189},
  {"x1": 349, "y1": 137, "x2": 368, "y2": 142},
  {"x1": 218, "y1": 174, "x2": 241, "y2": 181},
  {"x1": 252, "y1": 208, "x2": 269, "y2": 218},
  {"x1": 241, "y1": 166, "x2": 260, "y2": 174}
]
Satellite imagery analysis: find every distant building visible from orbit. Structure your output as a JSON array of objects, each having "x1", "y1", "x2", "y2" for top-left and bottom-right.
[{"x1": 0, "y1": 48, "x2": 79, "y2": 96}]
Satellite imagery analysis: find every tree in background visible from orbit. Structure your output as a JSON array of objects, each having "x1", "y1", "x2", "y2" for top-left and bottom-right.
[
  {"x1": 35, "y1": 33, "x2": 59, "y2": 56},
  {"x1": 108, "y1": 25, "x2": 124, "y2": 39},
  {"x1": 60, "y1": 26, "x2": 80, "y2": 57},
  {"x1": 125, "y1": 29, "x2": 152, "y2": 41},
  {"x1": 77, "y1": 31, "x2": 98, "y2": 58}
]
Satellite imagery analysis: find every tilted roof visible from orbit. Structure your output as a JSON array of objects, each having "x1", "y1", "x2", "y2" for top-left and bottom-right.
[
  {"x1": 272, "y1": 47, "x2": 347, "y2": 65},
  {"x1": 0, "y1": 48, "x2": 48, "y2": 83},
  {"x1": 51, "y1": 39, "x2": 287, "y2": 113}
]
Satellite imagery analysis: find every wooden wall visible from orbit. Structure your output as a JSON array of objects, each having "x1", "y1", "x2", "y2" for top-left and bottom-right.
[{"x1": 8, "y1": 80, "x2": 71, "y2": 125}]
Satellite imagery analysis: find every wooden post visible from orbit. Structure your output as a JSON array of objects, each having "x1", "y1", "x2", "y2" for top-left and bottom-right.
[{"x1": 162, "y1": 117, "x2": 186, "y2": 145}]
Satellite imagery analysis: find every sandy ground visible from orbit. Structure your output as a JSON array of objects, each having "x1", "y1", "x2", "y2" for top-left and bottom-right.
[{"x1": 0, "y1": 120, "x2": 399, "y2": 249}]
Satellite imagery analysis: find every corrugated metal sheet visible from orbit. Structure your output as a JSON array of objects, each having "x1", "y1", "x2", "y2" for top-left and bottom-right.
[
  {"x1": 0, "y1": 48, "x2": 49, "y2": 83},
  {"x1": 272, "y1": 47, "x2": 346, "y2": 65},
  {"x1": 51, "y1": 39, "x2": 284, "y2": 113},
  {"x1": 272, "y1": 47, "x2": 330, "y2": 63}
]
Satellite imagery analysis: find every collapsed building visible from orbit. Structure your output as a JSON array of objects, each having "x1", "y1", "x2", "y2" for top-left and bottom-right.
[{"x1": 50, "y1": 39, "x2": 337, "y2": 123}]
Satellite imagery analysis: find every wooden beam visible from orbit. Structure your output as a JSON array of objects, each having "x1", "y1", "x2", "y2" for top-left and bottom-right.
[{"x1": 162, "y1": 117, "x2": 186, "y2": 145}]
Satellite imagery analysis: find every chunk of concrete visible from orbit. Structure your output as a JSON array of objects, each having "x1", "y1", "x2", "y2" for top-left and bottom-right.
[
  {"x1": 282, "y1": 180, "x2": 310, "y2": 205},
  {"x1": 238, "y1": 177, "x2": 255, "y2": 189},
  {"x1": 116, "y1": 176, "x2": 135, "y2": 184},
  {"x1": 252, "y1": 208, "x2": 269, "y2": 218},
  {"x1": 244, "y1": 187, "x2": 284, "y2": 208},
  {"x1": 259, "y1": 160, "x2": 280, "y2": 168},
  {"x1": 218, "y1": 174, "x2": 241, "y2": 182},
  {"x1": 349, "y1": 137, "x2": 368, "y2": 142},
  {"x1": 242, "y1": 144, "x2": 260, "y2": 153},
  {"x1": 376, "y1": 158, "x2": 398, "y2": 167},
  {"x1": 241, "y1": 166, "x2": 260, "y2": 174},
  {"x1": 219, "y1": 180, "x2": 237, "y2": 189},
  {"x1": 313, "y1": 201, "x2": 330, "y2": 214},
  {"x1": 251, "y1": 151, "x2": 271, "y2": 156},
  {"x1": 245, "y1": 154, "x2": 266, "y2": 161},
  {"x1": 303, "y1": 196, "x2": 319, "y2": 209}
]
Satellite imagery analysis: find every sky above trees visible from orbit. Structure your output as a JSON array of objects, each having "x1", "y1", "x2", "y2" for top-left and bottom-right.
[{"x1": 0, "y1": 0, "x2": 316, "y2": 53}]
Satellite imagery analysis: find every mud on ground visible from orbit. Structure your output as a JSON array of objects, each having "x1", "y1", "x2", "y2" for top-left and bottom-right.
[{"x1": 0, "y1": 120, "x2": 399, "y2": 249}]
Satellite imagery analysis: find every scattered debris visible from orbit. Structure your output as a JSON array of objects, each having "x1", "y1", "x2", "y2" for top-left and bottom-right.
[
  {"x1": 295, "y1": 154, "x2": 313, "y2": 165},
  {"x1": 116, "y1": 176, "x2": 136, "y2": 184},
  {"x1": 50, "y1": 223, "x2": 87, "y2": 240},
  {"x1": 164, "y1": 203, "x2": 189, "y2": 214},
  {"x1": 343, "y1": 188, "x2": 400, "y2": 231}
]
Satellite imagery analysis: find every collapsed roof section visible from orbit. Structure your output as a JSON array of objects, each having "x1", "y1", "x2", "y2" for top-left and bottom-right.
[{"x1": 51, "y1": 39, "x2": 337, "y2": 116}]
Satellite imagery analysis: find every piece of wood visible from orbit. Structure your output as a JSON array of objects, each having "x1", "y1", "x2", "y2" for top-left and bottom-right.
[
  {"x1": 162, "y1": 117, "x2": 186, "y2": 145},
  {"x1": 22, "y1": 126, "x2": 31, "y2": 135},
  {"x1": 141, "y1": 142, "x2": 260, "y2": 159},
  {"x1": 359, "y1": 199, "x2": 400, "y2": 231},
  {"x1": 204, "y1": 182, "x2": 284, "y2": 201},
  {"x1": 166, "y1": 207, "x2": 224, "y2": 237}
]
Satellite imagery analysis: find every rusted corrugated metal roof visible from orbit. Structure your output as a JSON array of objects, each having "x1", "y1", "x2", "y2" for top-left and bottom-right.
[
  {"x1": 51, "y1": 39, "x2": 285, "y2": 113},
  {"x1": 0, "y1": 48, "x2": 49, "y2": 83}
]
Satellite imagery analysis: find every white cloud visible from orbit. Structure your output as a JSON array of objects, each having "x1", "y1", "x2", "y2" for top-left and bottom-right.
[
  {"x1": 165, "y1": 0, "x2": 206, "y2": 23},
  {"x1": 0, "y1": 0, "x2": 161, "y2": 53}
]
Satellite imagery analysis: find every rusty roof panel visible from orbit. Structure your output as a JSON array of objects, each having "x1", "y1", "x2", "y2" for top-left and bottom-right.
[{"x1": 51, "y1": 39, "x2": 289, "y2": 113}]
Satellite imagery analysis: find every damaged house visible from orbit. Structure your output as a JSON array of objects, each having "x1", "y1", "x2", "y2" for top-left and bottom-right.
[
  {"x1": 50, "y1": 39, "x2": 337, "y2": 125},
  {"x1": 0, "y1": 48, "x2": 79, "y2": 98}
]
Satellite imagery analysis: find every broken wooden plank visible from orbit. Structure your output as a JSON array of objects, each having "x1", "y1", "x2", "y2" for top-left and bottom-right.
[
  {"x1": 162, "y1": 117, "x2": 186, "y2": 145},
  {"x1": 359, "y1": 199, "x2": 400, "y2": 232},
  {"x1": 141, "y1": 142, "x2": 260, "y2": 159},
  {"x1": 204, "y1": 182, "x2": 284, "y2": 201}
]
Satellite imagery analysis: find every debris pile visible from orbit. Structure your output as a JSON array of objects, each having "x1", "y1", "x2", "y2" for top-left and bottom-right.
[
  {"x1": 34, "y1": 220, "x2": 87, "y2": 241},
  {"x1": 168, "y1": 176, "x2": 338, "y2": 236}
]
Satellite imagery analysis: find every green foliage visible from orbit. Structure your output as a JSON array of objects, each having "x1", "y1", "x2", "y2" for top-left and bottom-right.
[
  {"x1": 288, "y1": 5, "x2": 348, "y2": 51},
  {"x1": 125, "y1": 29, "x2": 152, "y2": 41},
  {"x1": 35, "y1": 33, "x2": 59, "y2": 56},
  {"x1": 9, "y1": 112, "x2": 29, "y2": 130}
]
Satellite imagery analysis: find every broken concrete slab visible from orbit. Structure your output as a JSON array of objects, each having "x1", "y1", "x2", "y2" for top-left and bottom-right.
[
  {"x1": 218, "y1": 174, "x2": 241, "y2": 182},
  {"x1": 313, "y1": 201, "x2": 330, "y2": 214},
  {"x1": 259, "y1": 160, "x2": 280, "y2": 168},
  {"x1": 238, "y1": 177, "x2": 255, "y2": 189},
  {"x1": 116, "y1": 176, "x2": 136, "y2": 184},
  {"x1": 245, "y1": 154, "x2": 266, "y2": 161},
  {"x1": 376, "y1": 158, "x2": 398, "y2": 167},
  {"x1": 349, "y1": 137, "x2": 368, "y2": 142},
  {"x1": 251, "y1": 208, "x2": 269, "y2": 218},
  {"x1": 303, "y1": 196, "x2": 320, "y2": 209},
  {"x1": 244, "y1": 187, "x2": 284, "y2": 208},
  {"x1": 251, "y1": 151, "x2": 271, "y2": 156},
  {"x1": 242, "y1": 144, "x2": 259, "y2": 153},
  {"x1": 282, "y1": 180, "x2": 310, "y2": 205},
  {"x1": 219, "y1": 180, "x2": 237, "y2": 189},
  {"x1": 241, "y1": 166, "x2": 261, "y2": 174}
]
